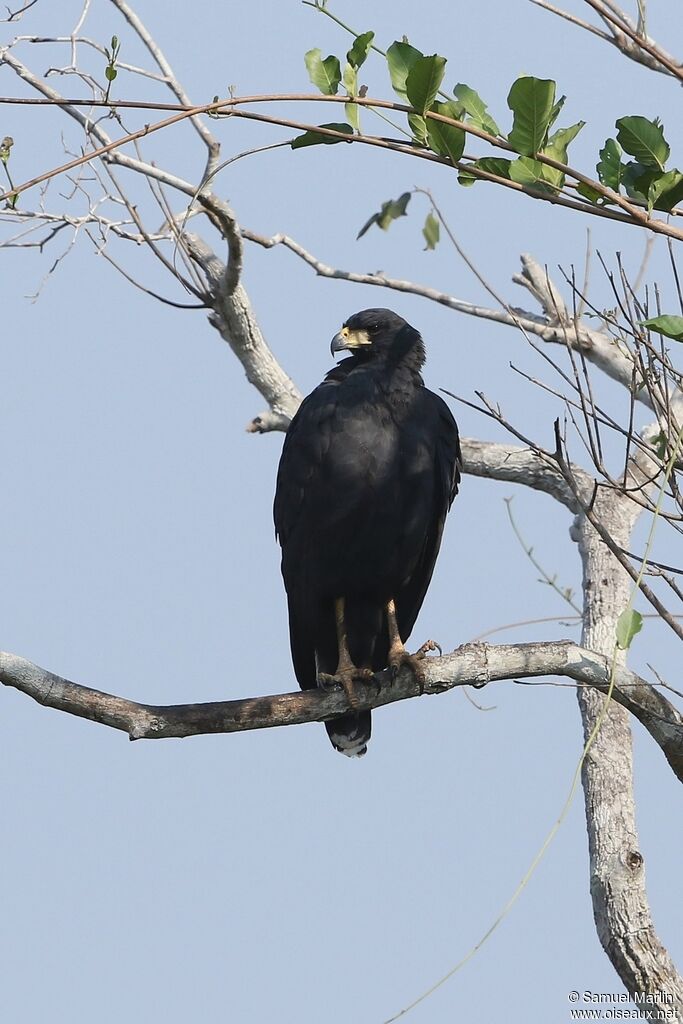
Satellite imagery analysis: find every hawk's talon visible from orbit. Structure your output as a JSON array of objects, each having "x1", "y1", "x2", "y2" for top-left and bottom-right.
[
  {"x1": 387, "y1": 648, "x2": 430, "y2": 696},
  {"x1": 317, "y1": 672, "x2": 342, "y2": 692},
  {"x1": 317, "y1": 666, "x2": 375, "y2": 709},
  {"x1": 415, "y1": 638, "x2": 442, "y2": 660}
]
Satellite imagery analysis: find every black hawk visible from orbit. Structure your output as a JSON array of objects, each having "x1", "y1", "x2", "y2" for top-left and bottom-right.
[{"x1": 274, "y1": 309, "x2": 461, "y2": 756}]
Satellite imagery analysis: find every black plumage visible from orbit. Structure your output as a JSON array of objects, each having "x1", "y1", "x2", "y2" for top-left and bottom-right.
[{"x1": 274, "y1": 309, "x2": 461, "y2": 756}]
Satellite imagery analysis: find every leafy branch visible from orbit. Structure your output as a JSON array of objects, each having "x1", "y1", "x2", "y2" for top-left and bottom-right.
[
  {"x1": 2, "y1": 91, "x2": 683, "y2": 243},
  {"x1": 0, "y1": 135, "x2": 16, "y2": 208},
  {"x1": 103, "y1": 34, "x2": 121, "y2": 103},
  {"x1": 298, "y1": 27, "x2": 683, "y2": 221}
]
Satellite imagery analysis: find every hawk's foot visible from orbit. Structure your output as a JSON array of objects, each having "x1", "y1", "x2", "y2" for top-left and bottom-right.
[
  {"x1": 317, "y1": 666, "x2": 376, "y2": 708},
  {"x1": 388, "y1": 639, "x2": 441, "y2": 694}
]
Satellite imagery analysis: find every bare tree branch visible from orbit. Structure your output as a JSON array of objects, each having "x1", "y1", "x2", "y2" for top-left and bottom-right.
[
  {"x1": 0, "y1": 41, "x2": 302, "y2": 430},
  {"x1": 583, "y1": 0, "x2": 683, "y2": 81},
  {"x1": 532, "y1": 0, "x2": 683, "y2": 79},
  {"x1": 1, "y1": 642, "x2": 681, "y2": 781},
  {"x1": 0, "y1": 48, "x2": 202, "y2": 198},
  {"x1": 108, "y1": 0, "x2": 219, "y2": 159},
  {"x1": 244, "y1": 232, "x2": 682, "y2": 426},
  {"x1": 180, "y1": 215, "x2": 303, "y2": 431},
  {"x1": 1, "y1": 0, "x2": 40, "y2": 23},
  {"x1": 460, "y1": 437, "x2": 587, "y2": 510},
  {"x1": 530, "y1": 0, "x2": 613, "y2": 42}
]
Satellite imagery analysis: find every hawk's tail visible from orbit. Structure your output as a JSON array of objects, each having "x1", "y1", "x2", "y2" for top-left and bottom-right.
[{"x1": 325, "y1": 710, "x2": 371, "y2": 758}]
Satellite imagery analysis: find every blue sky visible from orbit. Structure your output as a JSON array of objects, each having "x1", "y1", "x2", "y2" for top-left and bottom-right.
[{"x1": 1, "y1": 2, "x2": 682, "y2": 1022}]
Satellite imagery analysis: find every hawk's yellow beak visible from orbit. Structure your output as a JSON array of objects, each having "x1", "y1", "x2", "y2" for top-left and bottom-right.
[{"x1": 330, "y1": 325, "x2": 372, "y2": 354}]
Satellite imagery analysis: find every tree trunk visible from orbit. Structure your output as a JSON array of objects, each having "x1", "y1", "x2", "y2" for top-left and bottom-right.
[{"x1": 575, "y1": 490, "x2": 683, "y2": 1018}]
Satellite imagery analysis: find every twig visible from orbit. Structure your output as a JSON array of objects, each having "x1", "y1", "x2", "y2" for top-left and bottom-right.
[{"x1": 504, "y1": 496, "x2": 581, "y2": 612}]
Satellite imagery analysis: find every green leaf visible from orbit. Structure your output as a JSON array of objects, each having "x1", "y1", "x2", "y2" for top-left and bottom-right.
[
  {"x1": 477, "y1": 157, "x2": 512, "y2": 178},
  {"x1": 648, "y1": 169, "x2": 683, "y2": 212},
  {"x1": 453, "y1": 83, "x2": 500, "y2": 136},
  {"x1": 577, "y1": 181, "x2": 603, "y2": 203},
  {"x1": 615, "y1": 115, "x2": 669, "y2": 170},
  {"x1": 346, "y1": 31, "x2": 374, "y2": 70},
  {"x1": 640, "y1": 170, "x2": 670, "y2": 213},
  {"x1": 616, "y1": 608, "x2": 643, "y2": 650},
  {"x1": 357, "y1": 191, "x2": 411, "y2": 238},
  {"x1": 386, "y1": 40, "x2": 423, "y2": 101},
  {"x1": 507, "y1": 77, "x2": 557, "y2": 157},
  {"x1": 547, "y1": 94, "x2": 566, "y2": 132},
  {"x1": 342, "y1": 62, "x2": 357, "y2": 95},
  {"x1": 406, "y1": 54, "x2": 447, "y2": 115},
  {"x1": 342, "y1": 63, "x2": 359, "y2": 130},
  {"x1": 304, "y1": 48, "x2": 342, "y2": 95},
  {"x1": 105, "y1": 65, "x2": 117, "y2": 82},
  {"x1": 544, "y1": 121, "x2": 584, "y2": 164},
  {"x1": 509, "y1": 156, "x2": 557, "y2": 192},
  {"x1": 529, "y1": 121, "x2": 585, "y2": 189},
  {"x1": 422, "y1": 211, "x2": 440, "y2": 250},
  {"x1": 290, "y1": 122, "x2": 353, "y2": 149},
  {"x1": 458, "y1": 157, "x2": 511, "y2": 186},
  {"x1": 622, "y1": 161, "x2": 659, "y2": 205},
  {"x1": 596, "y1": 138, "x2": 623, "y2": 192},
  {"x1": 0, "y1": 135, "x2": 13, "y2": 164},
  {"x1": 345, "y1": 101, "x2": 360, "y2": 133},
  {"x1": 427, "y1": 100, "x2": 465, "y2": 163},
  {"x1": 408, "y1": 113, "x2": 428, "y2": 146},
  {"x1": 640, "y1": 314, "x2": 683, "y2": 340},
  {"x1": 651, "y1": 430, "x2": 668, "y2": 460}
]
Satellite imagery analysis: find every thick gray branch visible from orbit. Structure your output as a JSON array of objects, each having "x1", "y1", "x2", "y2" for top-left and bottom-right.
[
  {"x1": 245, "y1": 233, "x2": 682, "y2": 424},
  {"x1": 182, "y1": 220, "x2": 302, "y2": 429},
  {"x1": 461, "y1": 438, "x2": 587, "y2": 510},
  {"x1": 514, "y1": 255, "x2": 683, "y2": 426},
  {"x1": 1, "y1": 644, "x2": 681, "y2": 783}
]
